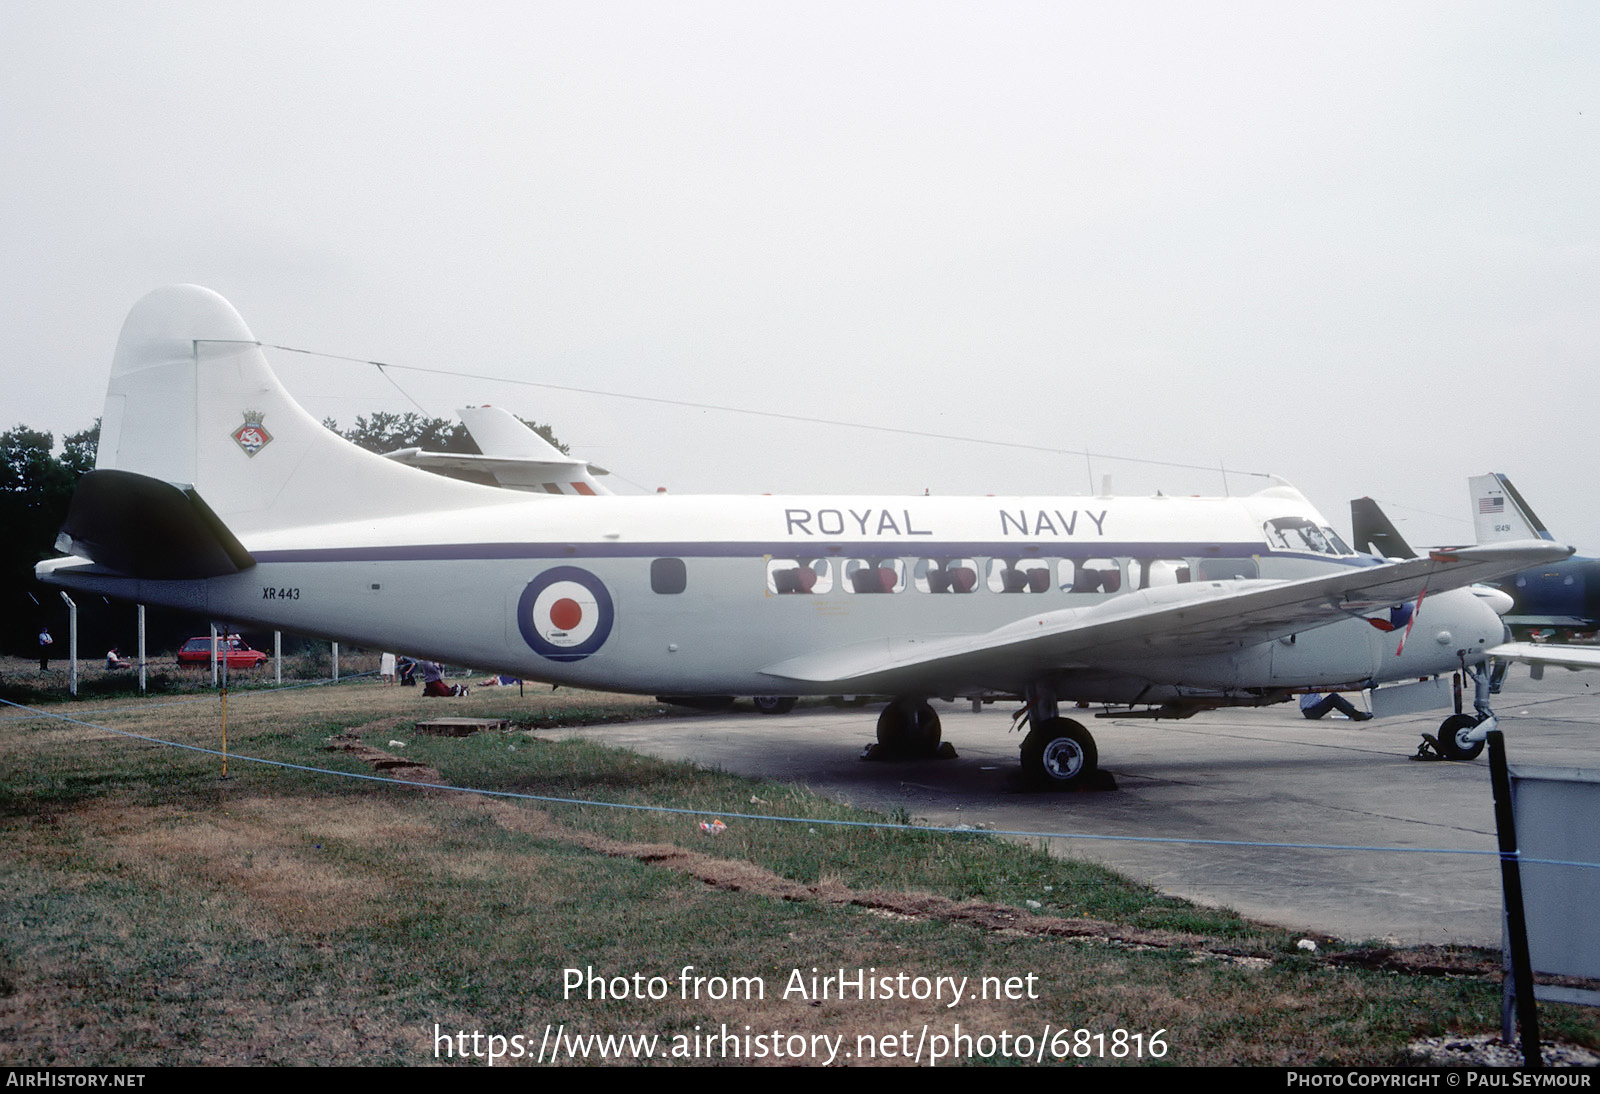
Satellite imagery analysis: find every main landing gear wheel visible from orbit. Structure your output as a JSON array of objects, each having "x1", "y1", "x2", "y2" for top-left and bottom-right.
[
  {"x1": 1021, "y1": 717, "x2": 1099, "y2": 790},
  {"x1": 873, "y1": 697, "x2": 942, "y2": 756},
  {"x1": 753, "y1": 696, "x2": 797, "y2": 715},
  {"x1": 1434, "y1": 713, "x2": 1486, "y2": 761}
]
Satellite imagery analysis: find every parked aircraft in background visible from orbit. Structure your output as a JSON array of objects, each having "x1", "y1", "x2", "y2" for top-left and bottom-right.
[
  {"x1": 1354, "y1": 477, "x2": 1600, "y2": 639},
  {"x1": 1485, "y1": 641, "x2": 1600, "y2": 678},
  {"x1": 1469, "y1": 474, "x2": 1600, "y2": 638},
  {"x1": 1349, "y1": 496, "x2": 1417, "y2": 562},
  {"x1": 37, "y1": 287, "x2": 1571, "y2": 787},
  {"x1": 383, "y1": 405, "x2": 612, "y2": 496}
]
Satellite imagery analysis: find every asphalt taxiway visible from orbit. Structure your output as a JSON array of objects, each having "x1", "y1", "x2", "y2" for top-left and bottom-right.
[{"x1": 555, "y1": 673, "x2": 1600, "y2": 945}]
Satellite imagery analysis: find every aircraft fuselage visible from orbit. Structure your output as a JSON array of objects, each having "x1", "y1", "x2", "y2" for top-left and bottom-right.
[{"x1": 41, "y1": 490, "x2": 1504, "y2": 704}]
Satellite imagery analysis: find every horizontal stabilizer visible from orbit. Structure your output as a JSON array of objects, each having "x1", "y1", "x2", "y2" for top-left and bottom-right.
[
  {"x1": 382, "y1": 405, "x2": 615, "y2": 495},
  {"x1": 382, "y1": 448, "x2": 609, "y2": 495},
  {"x1": 56, "y1": 469, "x2": 255, "y2": 578}
]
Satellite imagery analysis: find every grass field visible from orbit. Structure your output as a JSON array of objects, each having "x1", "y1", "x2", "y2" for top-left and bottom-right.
[{"x1": 3, "y1": 670, "x2": 1597, "y2": 1066}]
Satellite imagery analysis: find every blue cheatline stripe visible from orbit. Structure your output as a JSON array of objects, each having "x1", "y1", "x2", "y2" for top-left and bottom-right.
[
  {"x1": 251, "y1": 539, "x2": 1285, "y2": 564},
  {"x1": 6, "y1": 694, "x2": 1595, "y2": 870}
]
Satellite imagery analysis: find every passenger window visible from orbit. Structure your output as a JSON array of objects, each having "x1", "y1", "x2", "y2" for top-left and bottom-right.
[
  {"x1": 766, "y1": 558, "x2": 833, "y2": 595},
  {"x1": 914, "y1": 558, "x2": 978, "y2": 593},
  {"x1": 1057, "y1": 559, "x2": 1075, "y2": 591},
  {"x1": 1070, "y1": 559, "x2": 1122, "y2": 594},
  {"x1": 651, "y1": 558, "x2": 687, "y2": 594},
  {"x1": 986, "y1": 558, "x2": 1051, "y2": 593},
  {"x1": 843, "y1": 558, "x2": 904, "y2": 594},
  {"x1": 1196, "y1": 557, "x2": 1258, "y2": 580},
  {"x1": 1131, "y1": 559, "x2": 1191, "y2": 589}
]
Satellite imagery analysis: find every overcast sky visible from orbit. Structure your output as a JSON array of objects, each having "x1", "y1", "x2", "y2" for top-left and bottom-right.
[{"x1": 4, "y1": 2, "x2": 1596, "y2": 550}]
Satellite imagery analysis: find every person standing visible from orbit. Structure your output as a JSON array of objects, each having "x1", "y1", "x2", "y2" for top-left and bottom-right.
[{"x1": 38, "y1": 626, "x2": 53, "y2": 671}]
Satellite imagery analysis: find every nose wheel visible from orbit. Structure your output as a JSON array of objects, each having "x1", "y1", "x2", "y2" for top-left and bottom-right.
[
  {"x1": 1428, "y1": 712, "x2": 1487, "y2": 761},
  {"x1": 1417, "y1": 660, "x2": 1494, "y2": 762}
]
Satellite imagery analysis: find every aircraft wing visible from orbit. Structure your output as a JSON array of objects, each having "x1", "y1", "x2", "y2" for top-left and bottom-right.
[
  {"x1": 761, "y1": 541, "x2": 1571, "y2": 689},
  {"x1": 1488, "y1": 641, "x2": 1600, "y2": 672}
]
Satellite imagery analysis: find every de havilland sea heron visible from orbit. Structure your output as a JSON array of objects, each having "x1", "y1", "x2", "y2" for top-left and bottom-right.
[{"x1": 37, "y1": 287, "x2": 1570, "y2": 787}]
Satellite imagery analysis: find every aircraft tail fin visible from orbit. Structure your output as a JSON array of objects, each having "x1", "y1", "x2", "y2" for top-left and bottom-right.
[
  {"x1": 1350, "y1": 497, "x2": 1416, "y2": 560},
  {"x1": 1469, "y1": 473, "x2": 1554, "y2": 545},
  {"x1": 94, "y1": 286, "x2": 509, "y2": 536}
]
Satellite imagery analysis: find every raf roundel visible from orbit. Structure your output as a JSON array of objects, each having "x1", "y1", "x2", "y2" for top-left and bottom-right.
[{"x1": 517, "y1": 567, "x2": 614, "y2": 662}]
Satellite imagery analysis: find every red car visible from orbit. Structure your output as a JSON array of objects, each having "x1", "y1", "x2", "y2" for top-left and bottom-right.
[{"x1": 176, "y1": 636, "x2": 269, "y2": 669}]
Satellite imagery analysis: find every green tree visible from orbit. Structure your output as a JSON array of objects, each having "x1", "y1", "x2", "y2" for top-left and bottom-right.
[
  {"x1": 3, "y1": 425, "x2": 88, "y2": 654},
  {"x1": 0, "y1": 426, "x2": 72, "y2": 501},
  {"x1": 327, "y1": 411, "x2": 476, "y2": 454},
  {"x1": 60, "y1": 421, "x2": 100, "y2": 476}
]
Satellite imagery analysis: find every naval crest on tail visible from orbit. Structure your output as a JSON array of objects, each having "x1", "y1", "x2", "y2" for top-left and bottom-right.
[{"x1": 231, "y1": 410, "x2": 272, "y2": 457}]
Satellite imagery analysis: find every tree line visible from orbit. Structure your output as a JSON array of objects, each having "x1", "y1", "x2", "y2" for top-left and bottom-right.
[{"x1": 3, "y1": 412, "x2": 565, "y2": 660}]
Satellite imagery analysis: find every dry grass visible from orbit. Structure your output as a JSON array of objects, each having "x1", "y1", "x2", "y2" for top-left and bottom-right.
[{"x1": 3, "y1": 678, "x2": 1598, "y2": 1066}]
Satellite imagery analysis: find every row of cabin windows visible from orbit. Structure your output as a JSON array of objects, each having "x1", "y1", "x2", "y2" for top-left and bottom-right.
[
  {"x1": 763, "y1": 555, "x2": 1260, "y2": 596},
  {"x1": 645, "y1": 555, "x2": 1261, "y2": 596}
]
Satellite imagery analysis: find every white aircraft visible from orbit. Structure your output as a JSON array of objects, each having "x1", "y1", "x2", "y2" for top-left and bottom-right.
[
  {"x1": 38, "y1": 287, "x2": 1573, "y2": 787},
  {"x1": 382, "y1": 405, "x2": 613, "y2": 496}
]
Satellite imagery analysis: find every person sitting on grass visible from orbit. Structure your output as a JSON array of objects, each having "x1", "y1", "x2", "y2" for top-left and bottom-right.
[{"x1": 419, "y1": 660, "x2": 467, "y2": 697}]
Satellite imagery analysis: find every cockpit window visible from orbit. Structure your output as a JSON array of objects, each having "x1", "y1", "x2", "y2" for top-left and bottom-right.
[{"x1": 1263, "y1": 518, "x2": 1352, "y2": 557}]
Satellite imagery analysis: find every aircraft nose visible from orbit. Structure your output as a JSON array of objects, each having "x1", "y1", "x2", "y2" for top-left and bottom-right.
[{"x1": 1469, "y1": 584, "x2": 1516, "y2": 617}]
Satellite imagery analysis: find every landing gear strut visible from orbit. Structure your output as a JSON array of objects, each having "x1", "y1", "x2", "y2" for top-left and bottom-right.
[{"x1": 1017, "y1": 683, "x2": 1106, "y2": 790}]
